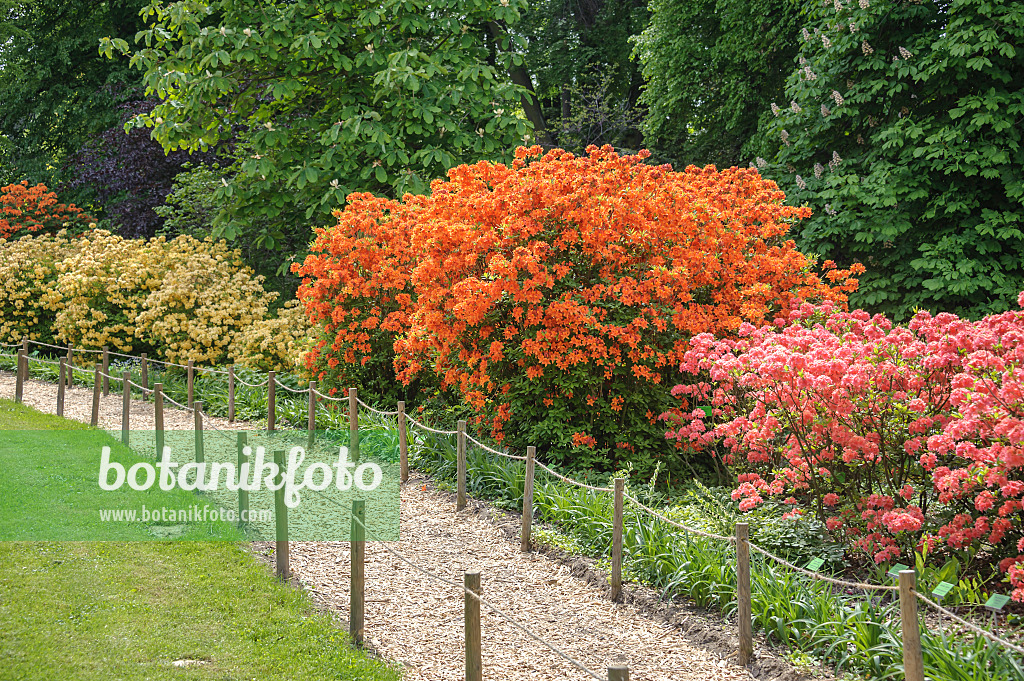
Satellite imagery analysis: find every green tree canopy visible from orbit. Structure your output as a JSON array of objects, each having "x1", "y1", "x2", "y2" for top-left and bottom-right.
[
  {"x1": 758, "y1": 0, "x2": 1024, "y2": 319},
  {"x1": 103, "y1": 0, "x2": 536, "y2": 247},
  {"x1": 0, "y1": 0, "x2": 147, "y2": 187},
  {"x1": 632, "y1": 0, "x2": 802, "y2": 168}
]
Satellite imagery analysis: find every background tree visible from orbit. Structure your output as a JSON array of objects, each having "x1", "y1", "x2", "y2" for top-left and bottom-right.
[
  {"x1": 63, "y1": 99, "x2": 220, "y2": 238},
  {"x1": 758, "y1": 0, "x2": 1024, "y2": 319},
  {"x1": 0, "y1": 0, "x2": 147, "y2": 191},
  {"x1": 102, "y1": 0, "x2": 537, "y2": 253},
  {"x1": 516, "y1": 0, "x2": 648, "y2": 152},
  {"x1": 632, "y1": 0, "x2": 802, "y2": 168}
]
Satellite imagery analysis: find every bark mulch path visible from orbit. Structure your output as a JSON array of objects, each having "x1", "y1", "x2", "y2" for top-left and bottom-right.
[{"x1": 1, "y1": 371, "x2": 764, "y2": 681}]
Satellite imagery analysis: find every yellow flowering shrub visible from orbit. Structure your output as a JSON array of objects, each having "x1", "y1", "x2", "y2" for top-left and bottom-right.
[
  {"x1": 231, "y1": 299, "x2": 312, "y2": 373},
  {"x1": 1, "y1": 230, "x2": 294, "y2": 367},
  {"x1": 135, "y1": 237, "x2": 278, "y2": 364},
  {"x1": 0, "y1": 232, "x2": 75, "y2": 345},
  {"x1": 52, "y1": 230, "x2": 167, "y2": 352}
]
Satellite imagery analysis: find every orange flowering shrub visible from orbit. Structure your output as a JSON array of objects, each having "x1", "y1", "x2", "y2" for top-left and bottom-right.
[
  {"x1": 296, "y1": 145, "x2": 862, "y2": 474},
  {"x1": 0, "y1": 181, "x2": 94, "y2": 239},
  {"x1": 294, "y1": 192, "x2": 422, "y2": 401}
]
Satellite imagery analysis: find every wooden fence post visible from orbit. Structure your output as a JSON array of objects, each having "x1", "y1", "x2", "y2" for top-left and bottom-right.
[
  {"x1": 349, "y1": 387, "x2": 359, "y2": 462},
  {"x1": 267, "y1": 371, "x2": 276, "y2": 432},
  {"x1": 611, "y1": 478, "x2": 624, "y2": 601},
  {"x1": 274, "y1": 449, "x2": 289, "y2": 580},
  {"x1": 122, "y1": 370, "x2": 131, "y2": 446},
  {"x1": 227, "y1": 364, "x2": 235, "y2": 422},
  {"x1": 736, "y1": 522, "x2": 753, "y2": 666},
  {"x1": 194, "y1": 400, "x2": 204, "y2": 465},
  {"x1": 154, "y1": 383, "x2": 165, "y2": 459},
  {"x1": 350, "y1": 499, "x2": 366, "y2": 646},
  {"x1": 307, "y1": 379, "x2": 317, "y2": 453},
  {"x1": 457, "y1": 420, "x2": 467, "y2": 510},
  {"x1": 237, "y1": 431, "x2": 249, "y2": 527},
  {"x1": 57, "y1": 359, "x2": 66, "y2": 417},
  {"x1": 465, "y1": 570, "x2": 482, "y2": 681},
  {"x1": 521, "y1": 446, "x2": 536, "y2": 552},
  {"x1": 140, "y1": 353, "x2": 149, "y2": 400},
  {"x1": 101, "y1": 345, "x2": 110, "y2": 396},
  {"x1": 14, "y1": 348, "x2": 25, "y2": 403},
  {"x1": 20, "y1": 337, "x2": 27, "y2": 356},
  {"x1": 899, "y1": 570, "x2": 925, "y2": 681},
  {"x1": 608, "y1": 666, "x2": 630, "y2": 681},
  {"x1": 91, "y1": 363, "x2": 101, "y2": 427},
  {"x1": 397, "y1": 401, "x2": 408, "y2": 483},
  {"x1": 66, "y1": 343, "x2": 73, "y2": 389},
  {"x1": 186, "y1": 359, "x2": 194, "y2": 409}
]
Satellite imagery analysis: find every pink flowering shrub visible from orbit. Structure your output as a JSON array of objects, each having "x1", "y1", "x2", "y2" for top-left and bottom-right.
[{"x1": 664, "y1": 295, "x2": 1024, "y2": 599}]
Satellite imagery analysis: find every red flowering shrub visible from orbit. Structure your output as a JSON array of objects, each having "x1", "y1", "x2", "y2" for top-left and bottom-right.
[
  {"x1": 296, "y1": 145, "x2": 859, "y2": 475},
  {"x1": 666, "y1": 297, "x2": 1024, "y2": 598},
  {"x1": 0, "y1": 181, "x2": 94, "y2": 239}
]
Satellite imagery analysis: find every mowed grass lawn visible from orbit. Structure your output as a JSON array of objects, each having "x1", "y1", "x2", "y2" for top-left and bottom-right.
[{"x1": 0, "y1": 400, "x2": 401, "y2": 681}]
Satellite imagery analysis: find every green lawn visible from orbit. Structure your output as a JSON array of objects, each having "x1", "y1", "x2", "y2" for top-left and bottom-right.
[{"x1": 0, "y1": 400, "x2": 402, "y2": 681}]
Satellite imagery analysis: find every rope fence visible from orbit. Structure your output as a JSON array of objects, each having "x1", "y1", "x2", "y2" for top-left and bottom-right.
[
  {"x1": 4, "y1": 338, "x2": 1024, "y2": 675},
  {"x1": 356, "y1": 396, "x2": 400, "y2": 416},
  {"x1": 348, "y1": 510, "x2": 609, "y2": 681}
]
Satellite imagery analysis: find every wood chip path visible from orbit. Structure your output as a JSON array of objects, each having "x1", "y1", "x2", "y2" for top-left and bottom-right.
[{"x1": 1, "y1": 372, "x2": 754, "y2": 681}]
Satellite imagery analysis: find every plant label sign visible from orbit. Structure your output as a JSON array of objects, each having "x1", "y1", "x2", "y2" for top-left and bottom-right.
[
  {"x1": 887, "y1": 563, "x2": 910, "y2": 579},
  {"x1": 985, "y1": 594, "x2": 1011, "y2": 613},
  {"x1": 931, "y1": 581, "x2": 954, "y2": 600},
  {"x1": 805, "y1": 558, "x2": 825, "y2": 572}
]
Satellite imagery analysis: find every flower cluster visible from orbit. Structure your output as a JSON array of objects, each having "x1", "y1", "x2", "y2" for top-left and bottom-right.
[
  {"x1": 231, "y1": 300, "x2": 313, "y2": 373},
  {"x1": 0, "y1": 181, "x2": 94, "y2": 240},
  {"x1": 296, "y1": 145, "x2": 860, "y2": 474},
  {"x1": 665, "y1": 297, "x2": 1024, "y2": 599}
]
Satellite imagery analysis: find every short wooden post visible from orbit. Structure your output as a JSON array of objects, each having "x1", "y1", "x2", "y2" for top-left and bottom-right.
[
  {"x1": 465, "y1": 570, "x2": 482, "y2": 681},
  {"x1": 101, "y1": 345, "x2": 110, "y2": 396},
  {"x1": 57, "y1": 359, "x2": 67, "y2": 417},
  {"x1": 608, "y1": 666, "x2": 629, "y2": 681},
  {"x1": 521, "y1": 446, "x2": 536, "y2": 552},
  {"x1": 186, "y1": 359, "x2": 194, "y2": 409},
  {"x1": 736, "y1": 522, "x2": 753, "y2": 666},
  {"x1": 154, "y1": 383, "x2": 165, "y2": 459},
  {"x1": 267, "y1": 371, "x2": 276, "y2": 431},
  {"x1": 236, "y1": 431, "x2": 249, "y2": 527},
  {"x1": 348, "y1": 387, "x2": 359, "y2": 461},
  {"x1": 611, "y1": 478, "x2": 624, "y2": 601},
  {"x1": 899, "y1": 570, "x2": 925, "y2": 681},
  {"x1": 350, "y1": 499, "x2": 366, "y2": 646},
  {"x1": 274, "y1": 449, "x2": 289, "y2": 580},
  {"x1": 91, "y1": 363, "x2": 101, "y2": 427},
  {"x1": 65, "y1": 343, "x2": 73, "y2": 388},
  {"x1": 140, "y1": 352, "x2": 149, "y2": 399},
  {"x1": 194, "y1": 400, "x2": 204, "y2": 465},
  {"x1": 21, "y1": 337, "x2": 28, "y2": 364},
  {"x1": 227, "y1": 364, "x2": 235, "y2": 422},
  {"x1": 397, "y1": 401, "x2": 408, "y2": 483},
  {"x1": 14, "y1": 348, "x2": 25, "y2": 403},
  {"x1": 121, "y1": 370, "x2": 131, "y2": 446},
  {"x1": 457, "y1": 419, "x2": 467, "y2": 510},
  {"x1": 307, "y1": 379, "x2": 317, "y2": 453}
]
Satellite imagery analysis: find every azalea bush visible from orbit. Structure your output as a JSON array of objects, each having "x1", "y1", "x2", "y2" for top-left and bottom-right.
[
  {"x1": 296, "y1": 145, "x2": 861, "y2": 475},
  {"x1": 0, "y1": 181, "x2": 94, "y2": 240},
  {"x1": 0, "y1": 230, "x2": 287, "y2": 366},
  {"x1": 665, "y1": 297, "x2": 1024, "y2": 598},
  {"x1": 0, "y1": 232, "x2": 76, "y2": 345},
  {"x1": 231, "y1": 300, "x2": 313, "y2": 373}
]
